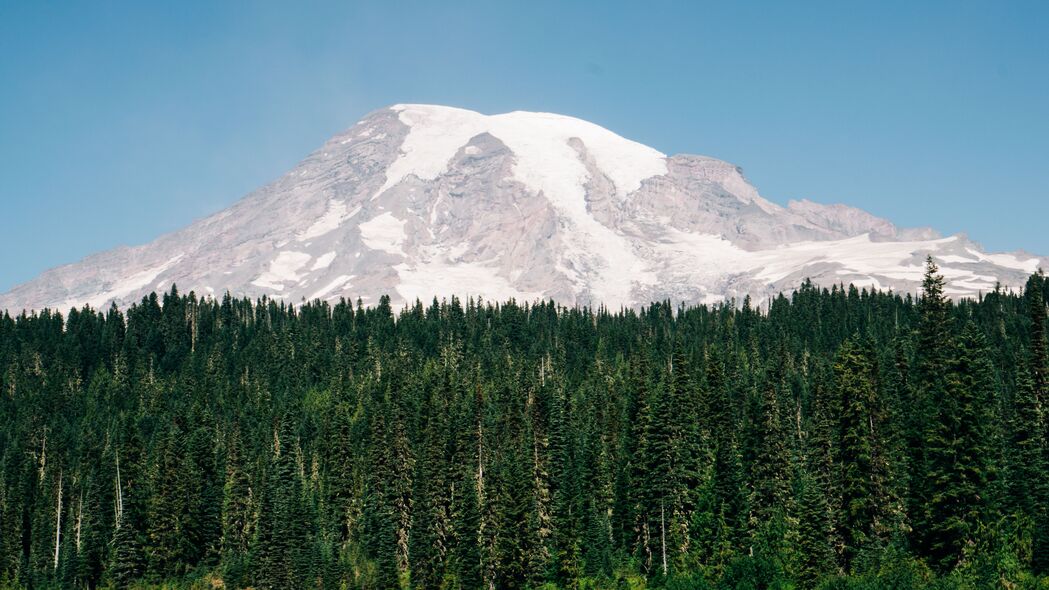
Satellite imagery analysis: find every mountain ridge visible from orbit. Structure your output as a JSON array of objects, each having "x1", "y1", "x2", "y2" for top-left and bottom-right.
[{"x1": 1, "y1": 104, "x2": 1044, "y2": 313}]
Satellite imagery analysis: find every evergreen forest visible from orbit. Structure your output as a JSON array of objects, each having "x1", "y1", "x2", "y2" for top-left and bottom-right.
[{"x1": 1, "y1": 259, "x2": 1047, "y2": 590}]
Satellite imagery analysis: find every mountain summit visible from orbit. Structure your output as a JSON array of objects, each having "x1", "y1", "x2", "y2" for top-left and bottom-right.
[{"x1": 2, "y1": 104, "x2": 1043, "y2": 312}]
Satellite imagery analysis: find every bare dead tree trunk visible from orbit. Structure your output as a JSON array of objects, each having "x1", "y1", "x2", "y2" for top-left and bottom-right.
[
  {"x1": 39, "y1": 430, "x2": 47, "y2": 480},
  {"x1": 190, "y1": 301, "x2": 198, "y2": 353},
  {"x1": 75, "y1": 490, "x2": 83, "y2": 552},
  {"x1": 54, "y1": 470, "x2": 62, "y2": 571},
  {"x1": 115, "y1": 451, "x2": 124, "y2": 528},
  {"x1": 661, "y1": 500, "x2": 667, "y2": 577}
]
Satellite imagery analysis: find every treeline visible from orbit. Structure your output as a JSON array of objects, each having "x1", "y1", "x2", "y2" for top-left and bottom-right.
[{"x1": 0, "y1": 260, "x2": 1047, "y2": 589}]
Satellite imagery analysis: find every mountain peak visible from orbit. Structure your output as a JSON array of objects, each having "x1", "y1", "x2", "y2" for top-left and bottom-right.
[
  {"x1": 0, "y1": 104, "x2": 1044, "y2": 313},
  {"x1": 378, "y1": 104, "x2": 667, "y2": 198}
]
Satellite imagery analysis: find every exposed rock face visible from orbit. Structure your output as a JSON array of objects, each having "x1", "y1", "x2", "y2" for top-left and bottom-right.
[{"x1": 1, "y1": 104, "x2": 1044, "y2": 313}]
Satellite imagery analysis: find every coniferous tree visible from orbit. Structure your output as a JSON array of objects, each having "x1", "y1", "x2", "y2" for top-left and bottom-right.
[
  {"x1": 746, "y1": 380, "x2": 794, "y2": 580},
  {"x1": 633, "y1": 374, "x2": 675, "y2": 576},
  {"x1": 111, "y1": 491, "x2": 146, "y2": 587},
  {"x1": 1024, "y1": 270, "x2": 1049, "y2": 573},
  {"x1": 445, "y1": 377, "x2": 484, "y2": 590},
  {"x1": 1005, "y1": 364, "x2": 1047, "y2": 574},
  {"x1": 525, "y1": 361, "x2": 555, "y2": 587},
  {"x1": 220, "y1": 425, "x2": 254, "y2": 586},
  {"x1": 832, "y1": 337, "x2": 881, "y2": 568},
  {"x1": 110, "y1": 429, "x2": 148, "y2": 588},
  {"x1": 253, "y1": 421, "x2": 313, "y2": 589},
  {"x1": 706, "y1": 352, "x2": 747, "y2": 551},
  {"x1": 410, "y1": 376, "x2": 452, "y2": 589},
  {"x1": 926, "y1": 322, "x2": 997, "y2": 572},
  {"x1": 1027, "y1": 271, "x2": 1047, "y2": 407},
  {"x1": 0, "y1": 272, "x2": 1046, "y2": 588},
  {"x1": 908, "y1": 257, "x2": 953, "y2": 556},
  {"x1": 794, "y1": 455, "x2": 836, "y2": 589},
  {"x1": 147, "y1": 423, "x2": 186, "y2": 577}
]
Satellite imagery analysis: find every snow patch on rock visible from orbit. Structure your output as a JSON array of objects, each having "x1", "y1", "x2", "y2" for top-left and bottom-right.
[
  {"x1": 359, "y1": 212, "x2": 407, "y2": 255},
  {"x1": 309, "y1": 275, "x2": 354, "y2": 301},
  {"x1": 965, "y1": 249, "x2": 1041, "y2": 274},
  {"x1": 311, "y1": 251, "x2": 337, "y2": 271},
  {"x1": 299, "y1": 201, "x2": 361, "y2": 240},
  {"x1": 252, "y1": 252, "x2": 312, "y2": 291},
  {"x1": 393, "y1": 259, "x2": 543, "y2": 304}
]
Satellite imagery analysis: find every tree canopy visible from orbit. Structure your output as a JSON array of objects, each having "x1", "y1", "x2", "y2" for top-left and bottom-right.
[{"x1": 0, "y1": 268, "x2": 1046, "y2": 589}]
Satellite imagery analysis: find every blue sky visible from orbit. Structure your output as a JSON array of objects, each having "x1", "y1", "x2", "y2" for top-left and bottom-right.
[{"x1": 1, "y1": 0, "x2": 1047, "y2": 292}]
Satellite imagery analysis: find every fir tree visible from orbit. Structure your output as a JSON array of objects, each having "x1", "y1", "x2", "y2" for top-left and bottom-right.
[
  {"x1": 794, "y1": 457, "x2": 836, "y2": 589},
  {"x1": 908, "y1": 256, "x2": 953, "y2": 556},
  {"x1": 252, "y1": 421, "x2": 314, "y2": 589},
  {"x1": 926, "y1": 322, "x2": 996, "y2": 572},
  {"x1": 1023, "y1": 270, "x2": 1049, "y2": 573},
  {"x1": 220, "y1": 425, "x2": 254, "y2": 586},
  {"x1": 633, "y1": 376, "x2": 675, "y2": 575},
  {"x1": 832, "y1": 337, "x2": 880, "y2": 568},
  {"x1": 409, "y1": 383, "x2": 452, "y2": 589},
  {"x1": 110, "y1": 493, "x2": 146, "y2": 587},
  {"x1": 1006, "y1": 364, "x2": 1048, "y2": 574},
  {"x1": 0, "y1": 272, "x2": 1045, "y2": 588}
]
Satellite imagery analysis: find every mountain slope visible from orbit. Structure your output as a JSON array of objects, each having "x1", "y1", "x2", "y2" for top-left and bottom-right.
[{"x1": 1, "y1": 104, "x2": 1044, "y2": 312}]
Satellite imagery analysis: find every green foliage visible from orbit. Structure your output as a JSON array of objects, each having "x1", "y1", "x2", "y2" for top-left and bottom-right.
[
  {"x1": 0, "y1": 271, "x2": 1046, "y2": 588},
  {"x1": 925, "y1": 323, "x2": 997, "y2": 572}
]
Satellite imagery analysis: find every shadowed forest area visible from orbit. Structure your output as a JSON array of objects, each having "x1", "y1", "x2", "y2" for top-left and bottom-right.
[{"x1": 0, "y1": 260, "x2": 1047, "y2": 589}]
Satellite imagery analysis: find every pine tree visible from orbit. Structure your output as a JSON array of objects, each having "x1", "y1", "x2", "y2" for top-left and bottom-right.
[
  {"x1": 2, "y1": 267, "x2": 1048, "y2": 587},
  {"x1": 832, "y1": 337, "x2": 880, "y2": 567},
  {"x1": 450, "y1": 467, "x2": 483, "y2": 590},
  {"x1": 1023, "y1": 270, "x2": 1049, "y2": 573},
  {"x1": 253, "y1": 421, "x2": 313, "y2": 589},
  {"x1": 448, "y1": 382, "x2": 483, "y2": 590},
  {"x1": 147, "y1": 421, "x2": 203, "y2": 577},
  {"x1": 748, "y1": 382, "x2": 792, "y2": 529},
  {"x1": 1006, "y1": 364, "x2": 1048, "y2": 574},
  {"x1": 187, "y1": 402, "x2": 222, "y2": 566},
  {"x1": 908, "y1": 256, "x2": 953, "y2": 557},
  {"x1": 221, "y1": 426, "x2": 254, "y2": 585},
  {"x1": 110, "y1": 493, "x2": 146, "y2": 587},
  {"x1": 409, "y1": 384, "x2": 451, "y2": 589},
  {"x1": 110, "y1": 428, "x2": 148, "y2": 588},
  {"x1": 746, "y1": 379, "x2": 795, "y2": 577},
  {"x1": 794, "y1": 457, "x2": 836, "y2": 589},
  {"x1": 489, "y1": 441, "x2": 530, "y2": 590},
  {"x1": 72, "y1": 474, "x2": 107, "y2": 589},
  {"x1": 666, "y1": 342, "x2": 707, "y2": 563},
  {"x1": 706, "y1": 352, "x2": 747, "y2": 551},
  {"x1": 926, "y1": 322, "x2": 996, "y2": 572},
  {"x1": 522, "y1": 362, "x2": 554, "y2": 587},
  {"x1": 633, "y1": 376, "x2": 675, "y2": 575},
  {"x1": 1027, "y1": 271, "x2": 1047, "y2": 406}
]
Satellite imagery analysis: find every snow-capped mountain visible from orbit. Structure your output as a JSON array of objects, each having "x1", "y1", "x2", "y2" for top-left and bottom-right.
[{"x1": 1, "y1": 104, "x2": 1044, "y2": 313}]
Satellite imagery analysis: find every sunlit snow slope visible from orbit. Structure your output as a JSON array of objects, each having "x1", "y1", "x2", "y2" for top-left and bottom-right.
[{"x1": 1, "y1": 104, "x2": 1044, "y2": 312}]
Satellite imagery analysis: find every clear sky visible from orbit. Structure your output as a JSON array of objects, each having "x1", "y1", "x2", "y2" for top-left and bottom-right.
[{"x1": 1, "y1": 0, "x2": 1047, "y2": 292}]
